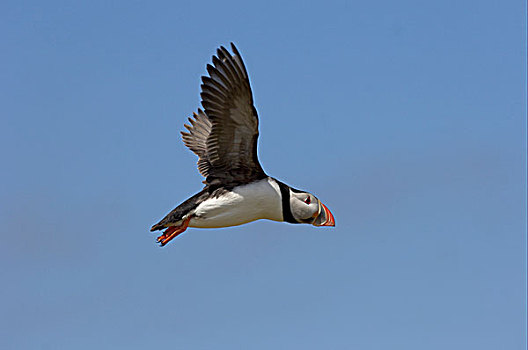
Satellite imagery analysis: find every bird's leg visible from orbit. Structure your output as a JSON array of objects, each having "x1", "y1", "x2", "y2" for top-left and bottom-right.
[{"x1": 156, "y1": 217, "x2": 191, "y2": 246}]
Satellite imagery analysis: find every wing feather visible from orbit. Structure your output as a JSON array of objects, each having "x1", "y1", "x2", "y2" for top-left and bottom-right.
[{"x1": 180, "y1": 109, "x2": 212, "y2": 178}]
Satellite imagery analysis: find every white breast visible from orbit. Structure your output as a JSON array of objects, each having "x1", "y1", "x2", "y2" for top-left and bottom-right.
[{"x1": 189, "y1": 178, "x2": 282, "y2": 228}]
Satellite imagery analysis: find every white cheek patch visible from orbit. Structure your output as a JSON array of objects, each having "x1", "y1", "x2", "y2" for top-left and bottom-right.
[{"x1": 290, "y1": 198, "x2": 318, "y2": 220}]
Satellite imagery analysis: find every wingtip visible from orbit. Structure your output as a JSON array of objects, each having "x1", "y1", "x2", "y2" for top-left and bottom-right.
[{"x1": 205, "y1": 64, "x2": 215, "y2": 75}]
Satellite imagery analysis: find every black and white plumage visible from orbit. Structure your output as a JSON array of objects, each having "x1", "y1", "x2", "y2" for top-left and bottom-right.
[{"x1": 151, "y1": 43, "x2": 335, "y2": 246}]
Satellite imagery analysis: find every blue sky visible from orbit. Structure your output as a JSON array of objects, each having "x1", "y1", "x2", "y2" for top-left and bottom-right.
[{"x1": 1, "y1": 1, "x2": 526, "y2": 349}]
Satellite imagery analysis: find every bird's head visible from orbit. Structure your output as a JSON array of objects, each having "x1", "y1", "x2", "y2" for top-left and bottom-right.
[{"x1": 288, "y1": 188, "x2": 335, "y2": 227}]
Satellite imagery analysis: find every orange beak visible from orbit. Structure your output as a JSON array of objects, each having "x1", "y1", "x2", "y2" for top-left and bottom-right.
[{"x1": 313, "y1": 202, "x2": 335, "y2": 227}]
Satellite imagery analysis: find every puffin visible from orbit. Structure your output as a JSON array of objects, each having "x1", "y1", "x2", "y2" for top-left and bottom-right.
[{"x1": 150, "y1": 43, "x2": 335, "y2": 246}]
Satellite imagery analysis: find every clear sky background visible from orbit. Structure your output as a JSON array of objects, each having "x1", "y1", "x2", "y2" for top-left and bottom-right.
[{"x1": 1, "y1": 1, "x2": 526, "y2": 349}]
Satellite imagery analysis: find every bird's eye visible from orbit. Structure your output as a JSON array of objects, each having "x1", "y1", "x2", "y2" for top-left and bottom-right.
[{"x1": 305, "y1": 196, "x2": 311, "y2": 204}]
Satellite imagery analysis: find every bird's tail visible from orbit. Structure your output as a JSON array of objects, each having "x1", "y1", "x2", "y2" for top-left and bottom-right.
[{"x1": 150, "y1": 222, "x2": 166, "y2": 232}]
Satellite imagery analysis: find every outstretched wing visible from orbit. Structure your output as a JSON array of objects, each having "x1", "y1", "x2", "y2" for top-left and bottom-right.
[{"x1": 181, "y1": 43, "x2": 267, "y2": 187}]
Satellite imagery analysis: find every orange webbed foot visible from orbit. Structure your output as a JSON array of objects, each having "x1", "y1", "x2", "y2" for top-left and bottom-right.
[{"x1": 156, "y1": 217, "x2": 191, "y2": 246}]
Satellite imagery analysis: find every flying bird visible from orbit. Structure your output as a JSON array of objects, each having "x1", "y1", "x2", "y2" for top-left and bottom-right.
[{"x1": 151, "y1": 43, "x2": 335, "y2": 246}]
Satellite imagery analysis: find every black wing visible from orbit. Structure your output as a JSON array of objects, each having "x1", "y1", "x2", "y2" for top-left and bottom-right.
[{"x1": 181, "y1": 43, "x2": 266, "y2": 187}]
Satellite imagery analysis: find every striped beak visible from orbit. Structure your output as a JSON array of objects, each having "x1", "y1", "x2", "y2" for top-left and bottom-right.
[{"x1": 313, "y1": 202, "x2": 335, "y2": 227}]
